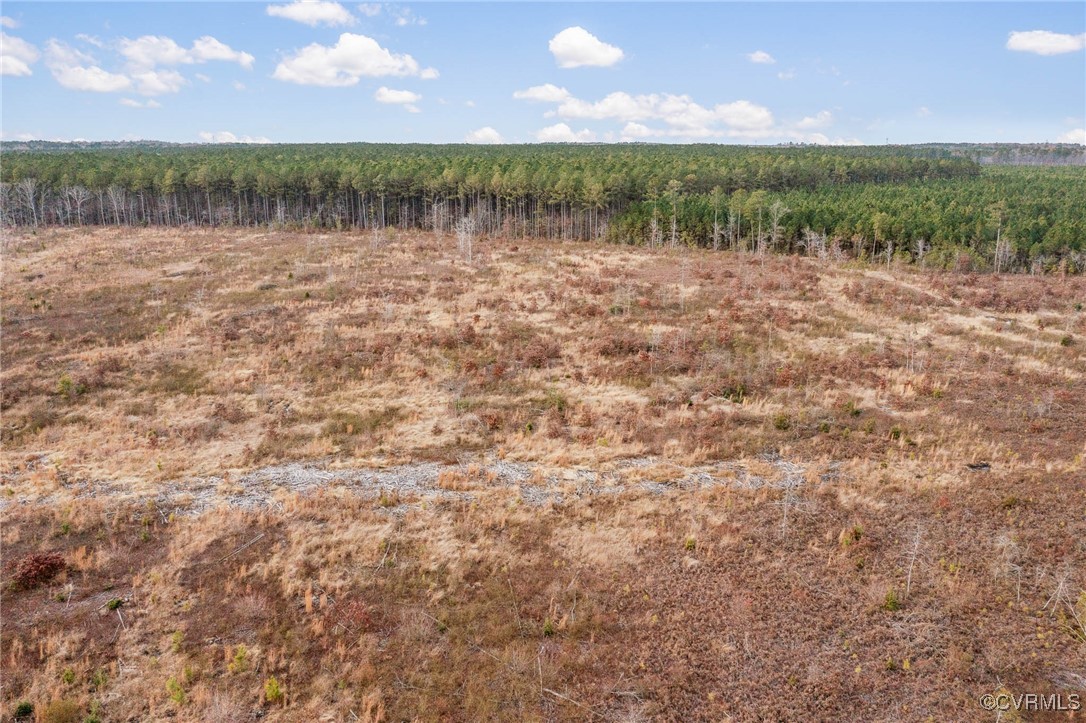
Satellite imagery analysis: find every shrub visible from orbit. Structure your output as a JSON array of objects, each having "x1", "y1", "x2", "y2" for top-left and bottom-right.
[
  {"x1": 883, "y1": 588, "x2": 901, "y2": 612},
  {"x1": 264, "y1": 676, "x2": 284, "y2": 704},
  {"x1": 106, "y1": 598, "x2": 123, "y2": 611},
  {"x1": 228, "y1": 645, "x2": 248, "y2": 674},
  {"x1": 14, "y1": 702, "x2": 33, "y2": 719},
  {"x1": 773, "y1": 413, "x2": 792, "y2": 431},
  {"x1": 542, "y1": 618, "x2": 556, "y2": 637},
  {"x1": 166, "y1": 676, "x2": 185, "y2": 705},
  {"x1": 12, "y1": 552, "x2": 65, "y2": 589}
]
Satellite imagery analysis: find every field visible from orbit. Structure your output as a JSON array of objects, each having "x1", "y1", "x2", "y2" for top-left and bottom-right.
[{"x1": 2, "y1": 226, "x2": 1085, "y2": 721}]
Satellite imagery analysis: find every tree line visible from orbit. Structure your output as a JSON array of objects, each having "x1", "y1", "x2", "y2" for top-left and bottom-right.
[{"x1": 1, "y1": 142, "x2": 1082, "y2": 271}]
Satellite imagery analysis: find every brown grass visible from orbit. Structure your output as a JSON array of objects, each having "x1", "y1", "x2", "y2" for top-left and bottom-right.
[{"x1": 1, "y1": 227, "x2": 1084, "y2": 720}]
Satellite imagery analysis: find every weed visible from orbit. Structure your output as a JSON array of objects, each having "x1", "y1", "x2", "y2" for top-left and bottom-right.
[
  {"x1": 839, "y1": 525, "x2": 863, "y2": 547},
  {"x1": 106, "y1": 598, "x2": 123, "y2": 611},
  {"x1": 170, "y1": 630, "x2": 184, "y2": 653},
  {"x1": 883, "y1": 588, "x2": 901, "y2": 612},
  {"x1": 40, "y1": 699, "x2": 81, "y2": 723},
  {"x1": 543, "y1": 618, "x2": 556, "y2": 637},
  {"x1": 1060, "y1": 334, "x2": 1074, "y2": 347},
  {"x1": 61, "y1": 667, "x2": 76, "y2": 685},
  {"x1": 14, "y1": 702, "x2": 33, "y2": 719},
  {"x1": 773, "y1": 413, "x2": 792, "y2": 431},
  {"x1": 684, "y1": 536, "x2": 697, "y2": 551}
]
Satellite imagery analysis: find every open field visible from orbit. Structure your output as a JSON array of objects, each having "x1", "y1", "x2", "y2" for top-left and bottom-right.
[{"x1": 2, "y1": 227, "x2": 1085, "y2": 721}]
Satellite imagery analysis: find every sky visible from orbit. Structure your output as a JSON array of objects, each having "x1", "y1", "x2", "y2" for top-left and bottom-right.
[{"x1": 1, "y1": 1, "x2": 1084, "y2": 145}]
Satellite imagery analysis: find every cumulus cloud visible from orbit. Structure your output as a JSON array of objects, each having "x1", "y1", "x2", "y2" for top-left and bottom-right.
[
  {"x1": 1058, "y1": 128, "x2": 1086, "y2": 144},
  {"x1": 465, "y1": 126, "x2": 504, "y2": 144},
  {"x1": 517, "y1": 84, "x2": 847, "y2": 142},
  {"x1": 131, "y1": 68, "x2": 187, "y2": 95},
  {"x1": 118, "y1": 35, "x2": 254, "y2": 69},
  {"x1": 1, "y1": 16, "x2": 20, "y2": 29},
  {"x1": 536, "y1": 122, "x2": 596, "y2": 142},
  {"x1": 119, "y1": 97, "x2": 161, "y2": 108},
  {"x1": 44, "y1": 40, "x2": 132, "y2": 92},
  {"x1": 266, "y1": 1, "x2": 356, "y2": 27},
  {"x1": 747, "y1": 50, "x2": 775, "y2": 64},
  {"x1": 530, "y1": 90, "x2": 776, "y2": 137},
  {"x1": 357, "y1": 3, "x2": 381, "y2": 16},
  {"x1": 512, "y1": 83, "x2": 571, "y2": 103},
  {"x1": 549, "y1": 26, "x2": 624, "y2": 68},
  {"x1": 795, "y1": 110, "x2": 833, "y2": 129},
  {"x1": 190, "y1": 36, "x2": 256, "y2": 68},
  {"x1": 272, "y1": 33, "x2": 433, "y2": 86},
  {"x1": 375, "y1": 85, "x2": 420, "y2": 111},
  {"x1": 198, "y1": 130, "x2": 272, "y2": 143},
  {"x1": 1, "y1": 32, "x2": 39, "y2": 76},
  {"x1": 1006, "y1": 30, "x2": 1085, "y2": 55}
]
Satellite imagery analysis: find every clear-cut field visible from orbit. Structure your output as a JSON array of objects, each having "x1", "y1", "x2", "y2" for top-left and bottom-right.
[{"x1": 2, "y1": 227, "x2": 1084, "y2": 721}]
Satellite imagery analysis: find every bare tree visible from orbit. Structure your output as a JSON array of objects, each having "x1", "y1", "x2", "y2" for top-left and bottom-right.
[
  {"x1": 768, "y1": 200, "x2": 789, "y2": 253},
  {"x1": 455, "y1": 215, "x2": 477, "y2": 263},
  {"x1": 16, "y1": 178, "x2": 38, "y2": 226},
  {"x1": 913, "y1": 237, "x2": 928, "y2": 267}
]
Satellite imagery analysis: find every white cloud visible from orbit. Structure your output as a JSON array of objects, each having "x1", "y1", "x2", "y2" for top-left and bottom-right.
[
  {"x1": 132, "y1": 68, "x2": 187, "y2": 95},
  {"x1": 464, "y1": 99, "x2": 475, "y2": 107},
  {"x1": 44, "y1": 41, "x2": 131, "y2": 91},
  {"x1": 714, "y1": 100, "x2": 775, "y2": 130},
  {"x1": 548, "y1": 90, "x2": 775, "y2": 137},
  {"x1": 1, "y1": 32, "x2": 39, "y2": 76},
  {"x1": 777, "y1": 69, "x2": 795, "y2": 80},
  {"x1": 267, "y1": 1, "x2": 356, "y2": 27},
  {"x1": 357, "y1": 3, "x2": 381, "y2": 16},
  {"x1": 75, "y1": 33, "x2": 105, "y2": 48},
  {"x1": 52, "y1": 64, "x2": 132, "y2": 92},
  {"x1": 513, "y1": 83, "x2": 571, "y2": 103},
  {"x1": 118, "y1": 35, "x2": 254, "y2": 69},
  {"x1": 465, "y1": 126, "x2": 503, "y2": 144},
  {"x1": 620, "y1": 122, "x2": 652, "y2": 140},
  {"x1": 419, "y1": 67, "x2": 439, "y2": 79},
  {"x1": 119, "y1": 35, "x2": 189, "y2": 67},
  {"x1": 375, "y1": 85, "x2": 421, "y2": 111},
  {"x1": 272, "y1": 33, "x2": 431, "y2": 86},
  {"x1": 198, "y1": 130, "x2": 272, "y2": 143},
  {"x1": 917, "y1": 106, "x2": 932, "y2": 117},
  {"x1": 195, "y1": 72, "x2": 211, "y2": 82},
  {"x1": 375, "y1": 86, "x2": 420, "y2": 103},
  {"x1": 747, "y1": 50, "x2": 775, "y2": 64},
  {"x1": 191, "y1": 36, "x2": 255, "y2": 68},
  {"x1": 1058, "y1": 128, "x2": 1086, "y2": 144},
  {"x1": 394, "y1": 8, "x2": 426, "y2": 26},
  {"x1": 1, "y1": 16, "x2": 18, "y2": 29},
  {"x1": 536, "y1": 122, "x2": 596, "y2": 142},
  {"x1": 796, "y1": 110, "x2": 833, "y2": 129},
  {"x1": 549, "y1": 26, "x2": 624, "y2": 68},
  {"x1": 119, "y1": 97, "x2": 161, "y2": 108},
  {"x1": 1007, "y1": 30, "x2": 1086, "y2": 55}
]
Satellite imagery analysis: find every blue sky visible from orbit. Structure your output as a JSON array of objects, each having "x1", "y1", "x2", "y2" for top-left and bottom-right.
[{"x1": 1, "y1": 2, "x2": 1083, "y2": 144}]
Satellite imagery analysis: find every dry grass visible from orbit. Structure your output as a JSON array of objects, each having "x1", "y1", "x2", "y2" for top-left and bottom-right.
[{"x1": 2, "y1": 227, "x2": 1084, "y2": 720}]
